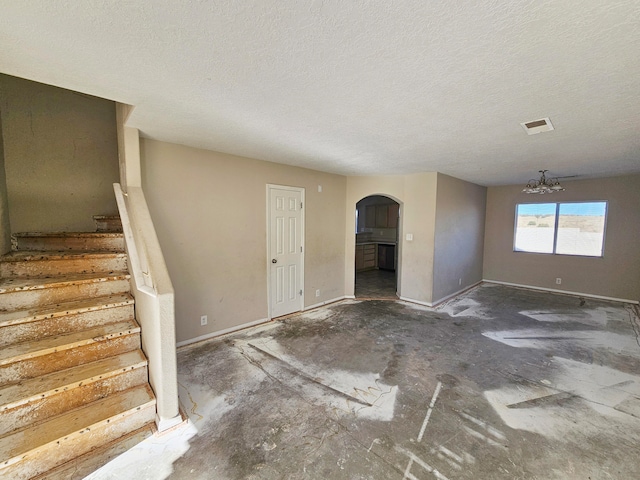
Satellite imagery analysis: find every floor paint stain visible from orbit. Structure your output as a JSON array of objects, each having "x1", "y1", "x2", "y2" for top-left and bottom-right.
[{"x1": 482, "y1": 328, "x2": 640, "y2": 357}]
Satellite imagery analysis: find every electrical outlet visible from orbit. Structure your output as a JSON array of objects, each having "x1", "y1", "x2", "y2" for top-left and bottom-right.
[
  {"x1": 555, "y1": 278, "x2": 562, "y2": 285},
  {"x1": 200, "y1": 315, "x2": 208, "y2": 326},
  {"x1": 316, "y1": 289, "x2": 320, "y2": 297}
]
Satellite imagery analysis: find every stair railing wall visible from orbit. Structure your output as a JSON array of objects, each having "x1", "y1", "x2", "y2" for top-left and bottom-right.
[
  {"x1": 113, "y1": 182, "x2": 181, "y2": 431},
  {"x1": 114, "y1": 105, "x2": 181, "y2": 431}
]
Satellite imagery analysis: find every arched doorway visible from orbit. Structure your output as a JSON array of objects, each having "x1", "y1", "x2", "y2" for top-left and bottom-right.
[{"x1": 354, "y1": 195, "x2": 400, "y2": 298}]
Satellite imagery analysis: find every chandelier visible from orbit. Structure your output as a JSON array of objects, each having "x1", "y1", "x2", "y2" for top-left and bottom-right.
[{"x1": 522, "y1": 170, "x2": 565, "y2": 194}]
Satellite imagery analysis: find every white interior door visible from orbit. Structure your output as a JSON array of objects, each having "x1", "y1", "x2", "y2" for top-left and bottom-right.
[{"x1": 268, "y1": 185, "x2": 304, "y2": 318}]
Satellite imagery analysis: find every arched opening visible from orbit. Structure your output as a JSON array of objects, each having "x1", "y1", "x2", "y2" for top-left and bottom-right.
[{"x1": 354, "y1": 195, "x2": 400, "y2": 298}]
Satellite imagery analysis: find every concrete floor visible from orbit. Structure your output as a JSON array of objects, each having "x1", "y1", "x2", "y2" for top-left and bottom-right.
[{"x1": 91, "y1": 284, "x2": 640, "y2": 479}]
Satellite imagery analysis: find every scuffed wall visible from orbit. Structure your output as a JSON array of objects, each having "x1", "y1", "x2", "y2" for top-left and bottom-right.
[
  {"x1": 0, "y1": 74, "x2": 119, "y2": 232},
  {"x1": 140, "y1": 139, "x2": 347, "y2": 344}
]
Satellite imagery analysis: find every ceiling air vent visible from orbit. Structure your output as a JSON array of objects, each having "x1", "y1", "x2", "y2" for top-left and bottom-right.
[{"x1": 520, "y1": 117, "x2": 554, "y2": 135}]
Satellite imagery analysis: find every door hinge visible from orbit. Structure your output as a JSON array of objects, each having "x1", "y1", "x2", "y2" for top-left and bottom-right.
[
  {"x1": 300, "y1": 202, "x2": 303, "y2": 209},
  {"x1": 300, "y1": 246, "x2": 302, "y2": 253},
  {"x1": 299, "y1": 289, "x2": 303, "y2": 296}
]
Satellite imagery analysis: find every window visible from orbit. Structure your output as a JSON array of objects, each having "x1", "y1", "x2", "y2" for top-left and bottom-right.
[{"x1": 514, "y1": 202, "x2": 607, "y2": 257}]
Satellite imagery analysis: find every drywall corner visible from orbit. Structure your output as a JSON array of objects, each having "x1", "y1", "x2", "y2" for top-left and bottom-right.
[
  {"x1": 0, "y1": 104, "x2": 11, "y2": 254},
  {"x1": 432, "y1": 173, "x2": 487, "y2": 301}
]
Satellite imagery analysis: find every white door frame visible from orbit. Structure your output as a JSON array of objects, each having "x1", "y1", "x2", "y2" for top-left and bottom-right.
[{"x1": 266, "y1": 184, "x2": 305, "y2": 319}]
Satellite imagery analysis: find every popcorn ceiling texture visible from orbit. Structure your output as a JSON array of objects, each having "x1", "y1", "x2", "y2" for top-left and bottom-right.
[{"x1": 1, "y1": 1, "x2": 639, "y2": 185}]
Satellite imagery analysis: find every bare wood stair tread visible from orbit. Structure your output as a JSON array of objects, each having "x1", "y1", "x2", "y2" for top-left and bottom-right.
[
  {"x1": 0, "y1": 350, "x2": 147, "y2": 411},
  {"x1": 0, "y1": 320, "x2": 140, "y2": 367},
  {"x1": 13, "y1": 232, "x2": 123, "y2": 238},
  {"x1": 0, "y1": 384, "x2": 155, "y2": 466},
  {"x1": 0, "y1": 272, "x2": 130, "y2": 295},
  {"x1": 0, "y1": 293, "x2": 133, "y2": 328},
  {"x1": 31, "y1": 424, "x2": 155, "y2": 480},
  {"x1": 0, "y1": 223, "x2": 155, "y2": 478},
  {"x1": 1, "y1": 251, "x2": 127, "y2": 262}
]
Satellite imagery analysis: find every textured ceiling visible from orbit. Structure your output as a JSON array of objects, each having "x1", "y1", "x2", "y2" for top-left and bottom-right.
[{"x1": 1, "y1": 1, "x2": 639, "y2": 186}]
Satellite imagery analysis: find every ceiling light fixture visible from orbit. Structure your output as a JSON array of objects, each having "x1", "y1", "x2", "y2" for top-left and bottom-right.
[{"x1": 522, "y1": 170, "x2": 565, "y2": 194}]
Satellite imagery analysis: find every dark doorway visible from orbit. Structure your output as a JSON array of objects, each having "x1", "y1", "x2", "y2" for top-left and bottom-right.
[{"x1": 354, "y1": 195, "x2": 399, "y2": 299}]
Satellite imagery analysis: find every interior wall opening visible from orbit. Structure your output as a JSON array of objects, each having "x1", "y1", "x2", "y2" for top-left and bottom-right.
[{"x1": 354, "y1": 195, "x2": 400, "y2": 299}]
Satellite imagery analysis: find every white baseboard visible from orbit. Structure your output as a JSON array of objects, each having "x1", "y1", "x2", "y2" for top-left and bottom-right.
[
  {"x1": 483, "y1": 279, "x2": 639, "y2": 304},
  {"x1": 305, "y1": 295, "x2": 350, "y2": 310},
  {"x1": 399, "y1": 281, "x2": 483, "y2": 308},
  {"x1": 155, "y1": 413, "x2": 184, "y2": 433},
  {"x1": 398, "y1": 296, "x2": 434, "y2": 307},
  {"x1": 176, "y1": 317, "x2": 271, "y2": 348},
  {"x1": 431, "y1": 281, "x2": 483, "y2": 307},
  {"x1": 176, "y1": 296, "x2": 352, "y2": 348}
]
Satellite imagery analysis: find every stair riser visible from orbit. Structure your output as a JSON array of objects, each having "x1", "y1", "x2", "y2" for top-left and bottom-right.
[
  {"x1": 0, "y1": 279, "x2": 131, "y2": 311},
  {"x1": 0, "y1": 334, "x2": 141, "y2": 385},
  {"x1": 0, "y1": 366, "x2": 148, "y2": 436},
  {"x1": 0, "y1": 303, "x2": 134, "y2": 348},
  {"x1": 94, "y1": 218, "x2": 122, "y2": 233},
  {"x1": 1, "y1": 256, "x2": 127, "y2": 277},
  {"x1": 12, "y1": 236, "x2": 124, "y2": 252},
  {"x1": 1, "y1": 401, "x2": 156, "y2": 480},
  {"x1": 33, "y1": 425, "x2": 155, "y2": 480}
]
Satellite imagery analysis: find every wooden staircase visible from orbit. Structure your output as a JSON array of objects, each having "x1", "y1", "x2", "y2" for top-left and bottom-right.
[{"x1": 0, "y1": 216, "x2": 157, "y2": 479}]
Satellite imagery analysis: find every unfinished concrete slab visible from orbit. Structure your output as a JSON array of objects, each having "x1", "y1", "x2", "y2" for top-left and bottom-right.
[{"x1": 93, "y1": 284, "x2": 640, "y2": 479}]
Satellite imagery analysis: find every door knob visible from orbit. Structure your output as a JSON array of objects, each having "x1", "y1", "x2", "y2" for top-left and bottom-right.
[{"x1": 272, "y1": 259, "x2": 277, "y2": 263}]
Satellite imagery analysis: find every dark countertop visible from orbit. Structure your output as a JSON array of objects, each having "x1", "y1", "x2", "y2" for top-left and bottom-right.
[{"x1": 356, "y1": 241, "x2": 397, "y2": 246}]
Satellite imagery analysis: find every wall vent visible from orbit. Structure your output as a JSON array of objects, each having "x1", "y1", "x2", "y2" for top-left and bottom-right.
[{"x1": 520, "y1": 117, "x2": 554, "y2": 135}]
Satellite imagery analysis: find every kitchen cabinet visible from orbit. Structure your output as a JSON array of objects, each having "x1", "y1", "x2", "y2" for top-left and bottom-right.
[
  {"x1": 376, "y1": 205, "x2": 389, "y2": 227},
  {"x1": 377, "y1": 244, "x2": 396, "y2": 271},
  {"x1": 387, "y1": 203, "x2": 399, "y2": 228},
  {"x1": 363, "y1": 203, "x2": 399, "y2": 229},
  {"x1": 355, "y1": 244, "x2": 377, "y2": 271},
  {"x1": 355, "y1": 244, "x2": 364, "y2": 270},
  {"x1": 365, "y1": 205, "x2": 376, "y2": 228}
]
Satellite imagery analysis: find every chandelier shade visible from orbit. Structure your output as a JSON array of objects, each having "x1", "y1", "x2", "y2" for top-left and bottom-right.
[{"x1": 522, "y1": 170, "x2": 565, "y2": 194}]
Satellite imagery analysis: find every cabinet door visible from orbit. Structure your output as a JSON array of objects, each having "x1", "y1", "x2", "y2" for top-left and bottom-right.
[
  {"x1": 365, "y1": 205, "x2": 376, "y2": 228},
  {"x1": 375, "y1": 205, "x2": 389, "y2": 227},
  {"x1": 377, "y1": 245, "x2": 387, "y2": 269},
  {"x1": 387, "y1": 204, "x2": 399, "y2": 228},
  {"x1": 355, "y1": 245, "x2": 364, "y2": 270},
  {"x1": 363, "y1": 244, "x2": 376, "y2": 268}
]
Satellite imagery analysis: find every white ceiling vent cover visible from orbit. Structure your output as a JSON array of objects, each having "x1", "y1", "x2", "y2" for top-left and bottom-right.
[{"x1": 520, "y1": 117, "x2": 554, "y2": 135}]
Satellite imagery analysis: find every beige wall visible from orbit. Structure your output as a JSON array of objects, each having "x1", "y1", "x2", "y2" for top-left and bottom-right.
[
  {"x1": 0, "y1": 110, "x2": 10, "y2": 254},
  {"x1": 346, "y1": 173, "x2": 486, "y2": 305},
  {"x1": 432, "y1": 173, "x2": 486, "y2": 302},
  {"x1": 0, "y1": 74, "x2": 119, "y2": 232},
  {"x1": 483, "y1": 174, "x2": 640, "y2": 301},
  {"x1": 140, "y1": 139, "x2": 347, "y2": 343},
  {"x1": 345, "y1": 173, "x2": 439, "y2": 304}
]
